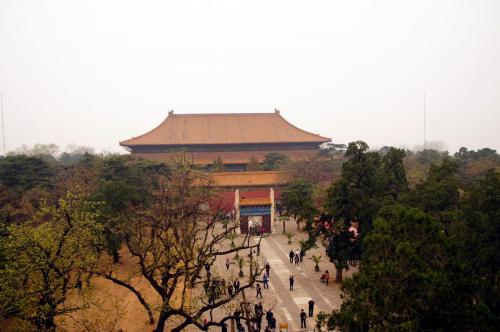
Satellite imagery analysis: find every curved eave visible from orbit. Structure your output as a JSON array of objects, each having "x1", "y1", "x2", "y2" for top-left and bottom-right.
[
  {"x1": 120, "y1": 139, "x2": 330, "y2": 148},
  {"x1": 119, "y1": 112, "x2": 332, "y2": 147}
]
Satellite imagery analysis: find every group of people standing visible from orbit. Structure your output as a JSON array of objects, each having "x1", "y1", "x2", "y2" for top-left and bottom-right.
[
  {"x1": 243, "y1": 304, "x2": 277, "y2": 332},
  {"x1": 288, "y1": 248, "x2": 304, "y2": 266}
]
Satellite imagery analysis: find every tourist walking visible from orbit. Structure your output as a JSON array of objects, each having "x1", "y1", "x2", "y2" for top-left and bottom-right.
[
  {"x1": 300, "y1": 309, "x2": 307, "y2": 328},
  {"x1": 265, "y1": 309, "x2": 273, "y2": 327},
  {"x1": 254, "y1": 312, "x2": 262, "y2": 331},
  {"x1": 300, "y1": 249, "x2": 304, "y2": 263},
  {"x1": 289, "y1": 250, "x2": 294, "y2": 263},
  {"x1": 269, "y1": 316, "x2": 276, "y2": 331},
  {"x1": 325, "y1": 270, "x2": 330, "y2": 286},
  {"x1": 308, "y1": 299, "x2": 315, "y2": 317},
  {"x1": 255, "y1": 314, "x2": 262, "y2": 331},
  {"x1": 234, "y1": 309, "x2": 242, "y2": 328},
  {"x1": 256, "y1": 283, "x2": 262, "y2": 298},
  {"x1": 234, "y1": 279, "x2": 240, "y2": 292},
  {"x1": 228, "y1": 284, "x2": 234, "y2": 297},
  {"x1": 265, "y1": 262, "x2": 270, "y2": 277},
  {"x1": 255, "y1": 302, "x2": 263, "y2": 330},
  {"x1": 294, "y1": 252, "x2": 299, "y2": 266},
  {"x1": 255, "y1": 302, "x2": 263, "y2": 315},
  {"x1": 263, "y1": 274, "x2": 269, "y2": 289},
  {"x1": 226, "y1": 258, "x2": 230, "y2": 270},
  {"x1": 289, "y1": 275, "x2": 294, "y2": 291}
]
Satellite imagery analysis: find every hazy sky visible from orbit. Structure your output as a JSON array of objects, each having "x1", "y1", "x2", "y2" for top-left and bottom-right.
[{"x1": 1, "y1": 0, "x2": 499, "y2": 154}]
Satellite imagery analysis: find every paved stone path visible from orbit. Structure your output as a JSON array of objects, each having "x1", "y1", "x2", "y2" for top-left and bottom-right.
[
  {"x1": 204, "y1": 220, "x2": 356, "y2": 332},
  {"x1": 255, "y1": 235, "x2": 339, "y2": 331}
]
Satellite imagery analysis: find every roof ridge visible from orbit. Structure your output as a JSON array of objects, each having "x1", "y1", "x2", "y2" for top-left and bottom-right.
[{"x1": 171, "y1": 112, "x2": 278, "y2": 116}]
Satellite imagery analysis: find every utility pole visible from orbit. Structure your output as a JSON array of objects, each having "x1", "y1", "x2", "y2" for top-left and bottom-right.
[
  {"x1": 1, "y1": 90, "x2": 6, "y2": 155},
  {"x1": 423, "y1": 91, "x2": 427, "y2": 150}
]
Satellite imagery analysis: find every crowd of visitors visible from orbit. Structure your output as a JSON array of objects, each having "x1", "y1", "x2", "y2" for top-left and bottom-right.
[{"x1": 203, "y1": 237, "x2": 326, "y2": 331}]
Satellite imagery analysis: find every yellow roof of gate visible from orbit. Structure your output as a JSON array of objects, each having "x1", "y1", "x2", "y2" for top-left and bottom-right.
[
  {"x1": 240, "y1": 198, "x2": 272, "y2": 206},
  {"x1": 120, "y1": 111, "x2": 330, "y2": 146},
  {"x1": 212, "y1": 171, "x2": 285, "y2": 187}
]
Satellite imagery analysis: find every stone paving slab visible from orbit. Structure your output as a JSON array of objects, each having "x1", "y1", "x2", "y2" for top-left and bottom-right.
[{"x1": 202, "y1": 218, "x2": 357, "y2": 331}]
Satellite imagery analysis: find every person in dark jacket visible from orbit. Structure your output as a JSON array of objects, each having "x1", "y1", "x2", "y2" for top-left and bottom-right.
[
  {"x1": 265, "y1": 262, "x2": 271, "y2": 277},
  {"x1": 265, "y1": 309, "x2": 273, "y2": 327},
  {"x1": 300, "y1": 309, "x2": 307, "y2": 328},
  {"x1": 256, "y1": 283, "x2": 262, "y2": 298},
  {"x1": 270, "y1": 316, "x2": 276, "y2": 330},
  {"x1": 263, "y1": 274, "x2": 269, "y2": 289},
  {"x1": 289, "y1": 250, "x2": 294, "y2": 263},
  {"x1": 234, "y1": 309, "x2": 241, "y2": 328},
  {"x1": 308, "y1": 299, "x2": 315, "y2": 317}
]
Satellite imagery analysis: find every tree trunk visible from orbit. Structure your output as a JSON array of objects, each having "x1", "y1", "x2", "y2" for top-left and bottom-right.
[
  {"x1": 112, "y1": 249, "x2": 120, "y2": 263},
  {"x1": 241, "y1": 289, "x2": 254, "y2": 332},
  {"x1": 335, "y1": 268, "x2": 343, "y2": 283},
  {"x1": 41, "y1": 312, "x2": 56, "y2": 331},
  {"x1": 154, "y1": 312, "x2": 168, "y2": 332}
]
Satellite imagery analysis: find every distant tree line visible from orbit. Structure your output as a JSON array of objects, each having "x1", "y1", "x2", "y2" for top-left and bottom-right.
[{"x1": 0, "y1": 143, "x2": 499, "y2": 331}]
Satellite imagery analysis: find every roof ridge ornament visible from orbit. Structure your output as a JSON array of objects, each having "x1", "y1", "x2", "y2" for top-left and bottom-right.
[
  {"x1": 169, "y1": 110, "x2": 174, "y2": 115},
  {"x1": 274, "y1": 108, "x2": 280, "y2": 114}
]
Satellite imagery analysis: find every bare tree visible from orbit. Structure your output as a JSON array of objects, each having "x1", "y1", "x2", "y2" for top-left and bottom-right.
[{"x1": 98, "y1": 163, "x2": 264, "y2": 331}]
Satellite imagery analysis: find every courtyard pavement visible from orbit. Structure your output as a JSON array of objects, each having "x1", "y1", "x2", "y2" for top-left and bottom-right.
[{"x1": 206, "y1": 219, "x2": 357, "y2": 332}]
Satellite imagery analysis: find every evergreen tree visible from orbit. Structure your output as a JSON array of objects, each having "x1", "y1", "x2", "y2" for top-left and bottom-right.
[
  {"x1": 262, "y1": 152, "x2": 289, "y2": 170},
  {"x1": 210, "y1": 156, "x2": 226, "y2": 172},
  {"x1": 94, "y1": 156, "x2": 169, "y2": 263},
  {"x1": 381, "y1": 147, "x2": 409, "y2": 199},
  {"x1": 452, "y1": 170, "x2": 500, "y2": 330},
  {"x1": 325, "y1": 141, "x2": 382, "y2": 235},
  {"x1": 410, "y1": 157, "x2": 460, "y2": 225},
  {"x1": 281, "y1": 178, "x2": 316, "y2": 231},
  {"x1": 246, "y1": 156, "x2": 262, "y2": 171},
  {"x1": 0, "y1": 155, "x2": 56, "y2": 195},
  {"x1": 334, "y1": 206, "x2": 453, "y2": 331}
]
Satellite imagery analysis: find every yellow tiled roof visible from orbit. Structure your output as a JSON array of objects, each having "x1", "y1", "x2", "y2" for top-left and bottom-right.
[
  {"x1": 212, "y1": 171, "x2": 285, "y2": 187},
  {"x1": 120, "y1": 111, "x2": 330, "y2": 146},
  {"x1": 240, "y1": 198, "x2": 272, "y2": 206}
]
